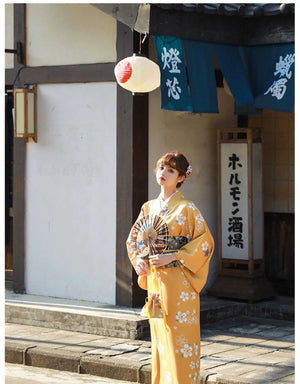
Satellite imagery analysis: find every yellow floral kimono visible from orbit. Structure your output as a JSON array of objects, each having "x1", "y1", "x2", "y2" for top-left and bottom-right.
[{"x1": 127, "y1": 191, "x2": 214, "y2": 384}]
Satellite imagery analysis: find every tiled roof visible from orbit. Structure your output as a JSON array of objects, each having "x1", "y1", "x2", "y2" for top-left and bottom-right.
[{"x1": 152, "y1": 3, "x2": 295, "y2": 18}]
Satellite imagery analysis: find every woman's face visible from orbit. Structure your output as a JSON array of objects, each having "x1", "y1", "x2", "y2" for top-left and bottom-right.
[{"x1": 156, "y1": 164, "x2": 185, "y2": 188}]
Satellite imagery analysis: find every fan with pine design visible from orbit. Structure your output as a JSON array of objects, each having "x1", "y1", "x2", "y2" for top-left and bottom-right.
[{"x1": 129, "y1": 214, "x2": 169, "y2": 259}]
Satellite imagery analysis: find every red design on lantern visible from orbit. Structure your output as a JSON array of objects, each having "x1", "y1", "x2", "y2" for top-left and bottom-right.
[{"x1": 115, "y1": 61, "x2": 132, "y2": 84}]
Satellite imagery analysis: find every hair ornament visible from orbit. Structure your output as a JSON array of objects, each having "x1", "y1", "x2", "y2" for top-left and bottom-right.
[{"x1": 186, "y1": 165, "x2": 192, "y2": 176}]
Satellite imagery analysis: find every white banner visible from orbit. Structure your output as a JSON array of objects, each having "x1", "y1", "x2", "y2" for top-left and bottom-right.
[{"x1": 221, "y1": 143, "x2": 249, "y2": 260}]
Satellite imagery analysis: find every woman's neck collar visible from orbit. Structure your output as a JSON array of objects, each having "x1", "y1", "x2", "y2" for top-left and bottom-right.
[{"x1": 160, "y1": 188, "x2": 178, "y2": 202}]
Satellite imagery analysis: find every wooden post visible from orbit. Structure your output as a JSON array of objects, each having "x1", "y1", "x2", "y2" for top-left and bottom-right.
[
  {"x1": 12, "y1": 4, "x2": 26, "y2": 293},
  {"x1": 115, "y1": 22, "x2": 149, "y2": 307},
  {"x1": 248, "y1": 129, "x2": 254, "y2": 275}
]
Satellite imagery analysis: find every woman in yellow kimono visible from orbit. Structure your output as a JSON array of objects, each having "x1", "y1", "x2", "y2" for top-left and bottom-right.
[{"x1": 127, "y1": 152, "x2": 214, "y2": 384}]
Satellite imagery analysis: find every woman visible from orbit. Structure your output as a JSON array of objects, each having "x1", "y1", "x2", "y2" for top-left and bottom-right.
[{"x1": 127, "y1": 151, "x2": 214, "y2": 384}]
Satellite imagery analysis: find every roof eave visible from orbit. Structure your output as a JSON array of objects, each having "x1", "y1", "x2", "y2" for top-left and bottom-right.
[{"x1": 92, "y1": 3, "x2": 294, "y2": 45}]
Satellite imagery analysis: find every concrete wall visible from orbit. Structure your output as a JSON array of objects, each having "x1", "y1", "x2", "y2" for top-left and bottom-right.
[
  {"x1": 149, "y1": 87, "x2": 237, "y2": 293},
  {"x1": 26, "y1": 4, "x2": 116, "y2": 66},
  {"x1": 25, "y1": 82, "x2": 117, "y2": 304}
]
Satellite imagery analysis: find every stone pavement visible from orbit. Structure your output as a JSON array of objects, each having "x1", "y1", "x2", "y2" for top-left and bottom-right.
[
  {"x1": 5, "y1": 314, "x2": 294, "y2": 384},
  {"x1": 5, "y1": 363, "x2": 137, "y2": 384}
]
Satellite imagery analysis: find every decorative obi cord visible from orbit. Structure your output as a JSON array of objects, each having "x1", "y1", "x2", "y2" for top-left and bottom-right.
[{"x1": 158, "y1": 236, "x2": 188, "y2": 269}]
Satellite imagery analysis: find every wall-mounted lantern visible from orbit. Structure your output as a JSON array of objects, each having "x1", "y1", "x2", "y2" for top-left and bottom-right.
[
  {"x1": 13, "y1": 85, "x2": 37, "y2": 142},
  {"x1": 114, "y1": 53, "x2": 160, "y2": 94}
]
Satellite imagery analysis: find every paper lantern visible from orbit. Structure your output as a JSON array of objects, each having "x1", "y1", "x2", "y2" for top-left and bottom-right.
[{"x1": 114, "y1": 54, "x2": 160, "y2": 94}]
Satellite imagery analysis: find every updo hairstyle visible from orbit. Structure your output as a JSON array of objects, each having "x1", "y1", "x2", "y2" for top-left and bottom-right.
[{"x1": 155, "y1": 151, "x2": 190, "y2": 188}]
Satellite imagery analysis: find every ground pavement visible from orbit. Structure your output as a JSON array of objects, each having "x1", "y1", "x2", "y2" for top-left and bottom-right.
[{"x1": 5, "y1": 292, "x2": 295, "y2": 384}]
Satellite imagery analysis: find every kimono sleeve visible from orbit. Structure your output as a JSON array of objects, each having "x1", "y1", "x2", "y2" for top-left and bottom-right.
[{"x1": 175, "y1": 204, "x2": 214, "y2": 293}]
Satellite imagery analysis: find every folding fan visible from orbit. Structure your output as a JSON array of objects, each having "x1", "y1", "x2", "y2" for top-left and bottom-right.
[{"x1": 129, "y1": 214, "x2": 169, "y2": 259}]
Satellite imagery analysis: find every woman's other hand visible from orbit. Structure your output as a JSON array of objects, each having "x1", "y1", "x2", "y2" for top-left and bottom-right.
[
  {"x1": 135, "y1": 259, "x2": 150, "y2": 276},
  {"x1": 149, "y1": 253, "x2": 177, "y2": 268}
]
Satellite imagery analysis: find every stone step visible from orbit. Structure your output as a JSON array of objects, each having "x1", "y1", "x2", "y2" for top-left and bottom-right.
[
  {"x1": 5, "y1": 291, "x2": 294, "y2": 340},
  {"x1": 5, "y1": 291, "x2": 150, "y2": 340}
]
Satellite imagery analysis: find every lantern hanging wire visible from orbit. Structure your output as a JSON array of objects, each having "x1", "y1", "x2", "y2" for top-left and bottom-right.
[{"x1": 139, "y1": 33, "x2": 148, "y2": 55}]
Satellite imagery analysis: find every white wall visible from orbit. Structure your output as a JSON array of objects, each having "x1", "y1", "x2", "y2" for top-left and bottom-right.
[
  {"x1": 5, "y1": 3, "x2": 14, "y2": 69},
  {"x1": 25, "y1": 83, "x2": 117, "y2": 304},
  {"x1": 149, "y1": 87, "x2": 237, "y2": 293},
  {"x1": 26, "y1": 4, "x2": 116, "y2": 66}
]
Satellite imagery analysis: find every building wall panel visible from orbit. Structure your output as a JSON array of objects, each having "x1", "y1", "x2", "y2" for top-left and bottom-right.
[
  {"x1": 25, "y1": 82, "x2": 117, "y2": 304},
  {"x1": 248, "y1": 110, "x2": 294, "y2": 213},
  {"x1": 26, "y1": 4, "x2": 116, "y2": 66},
  {"x1": 248, "y1": 109, "x2": 294, "y2": 295},
  {"x1": 5, "y1": 4, "x2": 14, "y2": 69}
]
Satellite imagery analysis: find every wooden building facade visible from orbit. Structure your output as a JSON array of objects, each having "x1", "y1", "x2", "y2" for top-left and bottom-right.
[{"x1": 5, "y1": 3, "x2": 294, "y2": 307}]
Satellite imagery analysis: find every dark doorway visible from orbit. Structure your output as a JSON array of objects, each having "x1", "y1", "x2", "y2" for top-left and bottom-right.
[{"x1": 264, "y1": 212, "x2": 294, "y2": 296}]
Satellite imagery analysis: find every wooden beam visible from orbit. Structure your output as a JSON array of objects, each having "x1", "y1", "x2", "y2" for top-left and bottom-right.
[
  {"x1": 6, "y1": 63, "x2": 115, "y2": 86},
  {"x1": 20, "y1": 63, "x2": 115, "y2": 84}
]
